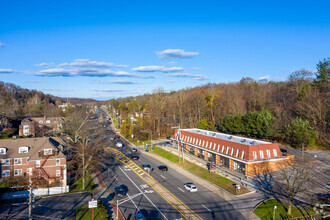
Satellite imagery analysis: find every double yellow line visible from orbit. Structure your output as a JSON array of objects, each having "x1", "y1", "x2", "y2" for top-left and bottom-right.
[{"x1": 105, "y1": 147, "x2": 203, "y2": 220}]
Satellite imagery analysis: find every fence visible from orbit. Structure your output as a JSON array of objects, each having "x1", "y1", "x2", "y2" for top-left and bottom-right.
[{"x1": 0, "y1": 186, "x2": 69, "y2": 200}]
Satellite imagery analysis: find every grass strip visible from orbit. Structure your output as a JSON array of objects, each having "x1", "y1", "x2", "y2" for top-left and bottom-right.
[{"x1": 70, "y1": 173, "x2": 97, "y2": 192}]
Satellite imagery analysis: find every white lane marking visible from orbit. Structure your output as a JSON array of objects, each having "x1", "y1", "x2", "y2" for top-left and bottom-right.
[
  {"x1": 119, "y1": 167, "x2": 169, "y2": 220},
  {"x1": 202, "y1": 204, "x2": 211, "y2": 212},
  {"x1": 178, "y1": 187, "x2": 185, "y2": 192},
  {"x1": 161, "y1": 175, "x2": 166, "y2": 179}
]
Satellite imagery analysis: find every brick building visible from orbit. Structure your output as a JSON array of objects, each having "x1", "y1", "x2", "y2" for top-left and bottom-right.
[
  {"x1": 0, "y1": 137, "x2": 67, "y2": 186},
  {"x1": 19, "y1": 116, "x2": 65, "y2": 137},
  {"x1": 173, "y1": 128, "x2": 292, "y2": 176}
]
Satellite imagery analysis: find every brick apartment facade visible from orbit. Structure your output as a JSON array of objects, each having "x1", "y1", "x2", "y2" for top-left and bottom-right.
[
  {"x1": 0, "y1": 137, "x2": 67, "y2": 186},
  {"x1": 173, "y1": 128, "x2": 293, "y2": 176},
  {"x1": 19, "y1": 116, "x2": 65, "y2": 137}
]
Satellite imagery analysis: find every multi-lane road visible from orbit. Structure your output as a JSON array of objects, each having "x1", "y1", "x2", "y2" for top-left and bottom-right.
[{"x1": 102, "y1": 129, "x2": 245, "y2": 220}]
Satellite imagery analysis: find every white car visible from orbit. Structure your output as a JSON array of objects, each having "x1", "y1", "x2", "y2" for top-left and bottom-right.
[
  {"x1": 184, "y1": 183, "x2": 198, "y2": 192},
  {"x1": 116, "y1": 142, "x2": 123, "y2": 148}
]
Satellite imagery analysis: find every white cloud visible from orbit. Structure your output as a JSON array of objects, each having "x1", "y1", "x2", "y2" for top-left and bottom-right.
[
  {"x1": 41, "y1": 88, "x2": 74, "y2": 92},
  {"x1": 191, "y1": 67, "x2": 201, "y2": 70},
  {"x1": 257, "y1": 75, "x2": 270, "y2": 80},
  {"x1": 93, "y1": 80, "x2": 137, "y2": 84},
  {"x1": 0, "y1": 42, "x2": 4, "y2": 47},
  {"x1": 168, "y1": 72, "x2": 209, "y2": 80},
  {"x1": 93, "y1": 89, "x2": 123, "y2": 92},
  {"x1": 33, "y1": 67, "x2": 155, "y2": 78},
  {"x1": 35, "y1": 62, "x2": 54, "y2": 67},
  {"x1": 157, "y1": 49, "x2": 199, "y2": 59},
  {"x1": 0, "y1": 69, "x2": 14, "y2": 74},
  {"x1": 167, "y1": 61, "x2": 176, "y2": 64},
  {"x1": 59, "y1": 59, "x2": 127, "y2": 68},
  {"x1": 132, "y1": 65, "x2": 184, "y2": 72}
]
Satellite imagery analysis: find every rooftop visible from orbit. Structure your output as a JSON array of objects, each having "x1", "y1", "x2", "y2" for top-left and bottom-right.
[{"x1": 181, "y1": 128, "x2": 272, "y2": 146}]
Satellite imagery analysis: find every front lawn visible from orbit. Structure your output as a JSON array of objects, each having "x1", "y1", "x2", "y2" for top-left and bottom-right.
[
  {"x1": 76, "y1": 200, "x2": 109, "y2": 220},
  {"x1": 151, "y1": 147, "x2": 250, "y2": 195},
  {"x1": 254, "y1": 198, "x2": 316, "y2": 220},
  {"x1": 70, "y1": 173, "x2": 97, "y2": 192}
]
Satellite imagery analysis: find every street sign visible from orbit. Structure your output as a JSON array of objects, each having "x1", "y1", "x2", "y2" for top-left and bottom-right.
[{"x1": 88, "y1": 200, "x2": 98, "y2": 209}]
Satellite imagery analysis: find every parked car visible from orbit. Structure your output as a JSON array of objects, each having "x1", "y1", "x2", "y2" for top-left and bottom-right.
[
  {"x1": 110, "y1": 136, "x2": 115, "y2": 141},
  {"x1": 132, "y1": 148, "x2": 137, "y2": 152},
  {"x1": 135, "y1": 210, "x2": 147, "y2": 220},
  {"x1": 280, "y1": 148, "x2": 287, "y2": 153},
  {"x1": 115, "y1": 185, "x2": 128, "y2": 197},
  {"x1": 131, "y1": 155, "x2": 139, "y2": 160},
  {"x1": 158, "y1": 165, "x2": 168, "y2": 171},
  {"x1": 116, "y1": 142, "x2": 123, "y2": 148},
  {"x1": 166, "y1": 136, "x2": 172, "y2": 139},
  {"x1": 142, "y1": 164, "x2": 151, "y2": 171},
  {"x1": 184, "y1": 183, "x2": 198, "y2": 192}
]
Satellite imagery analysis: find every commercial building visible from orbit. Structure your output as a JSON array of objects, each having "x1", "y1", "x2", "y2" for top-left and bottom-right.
[
  {"x1": 173, "y1": 128, "x2": 292, "y2": 176},
  {"x1": 0, "y1": 137, "x2": 67, "y2": 186}
]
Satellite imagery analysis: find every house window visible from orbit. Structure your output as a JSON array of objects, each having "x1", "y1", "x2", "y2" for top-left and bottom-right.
[
  {"x1": 0, "y1": 147, "x2": 6, "y2": 155},
  {"x1": 19, "y1": 146, "x2": 29, "y2": 153},
  {"x1": 260, "y1": 150, "x2": 264, "y2": 159},
  {"x1": 56, "y1": 170, "x2": 61, "y2": 177},
  {"x1": 202, "y1": 140, "x2": 205, "y2": 147},
  {"x1": 231, "y1": 148, "x2": 234, "y2": 156},
  {"x1": 44, "y1": 149, "x2": 52, "y2": 155},
  {"x1": 236, "y1": 149, "x2": 240, "y2": 157},
  {"x1": 36, "y1": 160, "x2": 40, "y2": 167},
  {"x1": 221, "y1": 146, "x2": 225, "y2": 153},
  {"x1": 46, "y1": 120, "x2": 51, "y2": 124},
  {"x1": 56, "y1": 159, "x2": 60, "y2": 166},
  {"x1": 226, "y1": 147, "x2": 230, "y2": 154},
  {"x1": 217, "y1": 144, "x2": 220, "y2": 151},
  {"x1": 27, "y1": 168, "x2": 32, "y2": 176},
  {"x1": 14, "y1": 169, "x2": 22, "y2": 176},
  {"x1": 199, "y1": 139, "x2": 201, "y2": 146},
  {"x1": 213, "y1": 143, "x2": 217, "y2": 150},
  {"x1": 23, "y1": 125, "x2": 30, "y2": 130},
  {"x1": 273, "y1": 149, "x2": 278, "y2": 157},
  {"x1": 39, "y1": 120, "x2": 44, "y2": 124},
  {"x1": 206, "y1": 141, "x2": 209, "y2": 148},
  {"x1": 241, "y1": 150, "x2": 245, "y2": 159},
  {"x1": 14, "y1": 158, "x2": 22, "y2": 165},
  {"x1": 1, "y1": 159, "x2": 10, "y2": 166},
  {"x1": 2, "y1": 170, "x2": 10, "y2": 177},
  {"x1": 252, "y1": 151, "x2": 257, "y2": 160},
  {"x1": 266, "y1": 150, "x2": 271, "y2": 158}
]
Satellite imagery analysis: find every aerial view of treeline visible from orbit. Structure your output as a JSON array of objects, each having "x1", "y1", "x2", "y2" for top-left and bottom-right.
[{"x1": 108, "y1": 59, "x2": 329, "y2": 149}]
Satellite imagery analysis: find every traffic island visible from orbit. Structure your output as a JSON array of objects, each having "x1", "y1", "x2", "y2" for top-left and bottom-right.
[
  {"x1": 75, "y1": 200, "x2": 109, "y2": 220},
  {"x1": 253, "y1": 198, "x2": 318, "y2": 220}
]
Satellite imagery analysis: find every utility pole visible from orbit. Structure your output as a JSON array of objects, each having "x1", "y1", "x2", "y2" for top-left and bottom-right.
[
  {"x1": 173, "y1": 125, "x2": 184, "y2": 163},
  {"x1": 28, "y1": 184, "x2": 32, "y2": 220}
]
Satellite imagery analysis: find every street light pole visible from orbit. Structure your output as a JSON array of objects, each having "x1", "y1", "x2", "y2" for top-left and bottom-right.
[{"x1": 273, "y1": 205, "x2": 277, "y2": 220}]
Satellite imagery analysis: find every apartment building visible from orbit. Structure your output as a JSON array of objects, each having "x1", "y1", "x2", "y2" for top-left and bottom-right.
[
  {"x1": 0, "y1": 137, "x2": 67, "y2": 186},
  {"x1": 19, "y1": 116, "x2": 65, "y2": 137}
]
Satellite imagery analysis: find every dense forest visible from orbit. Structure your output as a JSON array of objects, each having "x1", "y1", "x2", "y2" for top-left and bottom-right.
[{"x1": 107, "y1": 58, "x2": 329, "y2": 149}]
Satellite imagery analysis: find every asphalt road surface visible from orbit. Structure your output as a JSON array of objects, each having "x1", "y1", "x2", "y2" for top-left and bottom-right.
[{"x1": 102, "y1": 134, "x2": 245, "y2": 220}]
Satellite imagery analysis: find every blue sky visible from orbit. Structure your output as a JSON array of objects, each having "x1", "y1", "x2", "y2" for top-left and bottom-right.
[{"x1": 1, "y1": 0, "x2": 329, "y2": 100}]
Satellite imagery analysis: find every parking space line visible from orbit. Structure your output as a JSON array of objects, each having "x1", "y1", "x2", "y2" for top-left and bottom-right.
[{"x1": 178, "y1": 187, "x2": 185, "y2": 192}]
